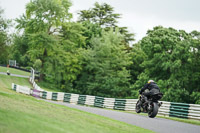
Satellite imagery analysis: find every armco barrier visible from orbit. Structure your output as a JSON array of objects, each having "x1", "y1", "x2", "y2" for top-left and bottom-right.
[
  {"x1": 13, "y1": 81, "x2": 200, "y2": 121},
  {"x1": 78, "y1": 95, "x2": 87, "y2": 105},
  {"x1": 169, "y1": 102, "x2": 190, "y2": 118},
  {"x1": 11, "y1": 83, "x2": 32, "y2": 95},
  {"x1": 41, "y1": 91, "x2": 47, "y2": 99},
  {"x1": 158, "y1": 102, "x2": 200, "y2": 120},
  {"x1": 158, "y1": 101, "x2": 171, "y2": 116},
  {"x1": 0, "y1": 65, "x2": 31, "y2": 73},
  {"x1": 32, "y1": 89, "x2": 40, "y2": 97},
  {"x1": 51, "y1": 92, "x2": 64, "y2": 101},
  {"x1": 188, "y1": 104, "x2": 200, "y2": 120},
  {"x1": 94, "y1": 96, "x2": 104, "y2": 108},
  {"x1": 12, "y1": 83, "x2": 17, "y2": 91},
  {"x1": 70, "y1": 94, "x2": 79, "y2": 104},
  {"x1": 85, "y1": 95, "x2": 95, "y2": 106},
  {"x1": 46, "y1": 91, "x2": 52, "y2": 100},
  {"x1": 63, "y1": 93, "x2": 71, "y2": 102},
  {"x1": 29, "y1": 77, "x2": 44, "y2": 91},
  {"x1": 103, "y1": 98, "x2": 115, "y2": 109},
  {"x1": 114, "y1": 99, "x2": 126, "y2": 110},
  {"x1": 52, "y1": 92, "x2": 58, "y2": 101},
  {"x1": 57, "y1": 92, "x2": 65, "y2": 101},
  {"x1": 125, "y1": 99, "x2": 137, "y2": 111}
]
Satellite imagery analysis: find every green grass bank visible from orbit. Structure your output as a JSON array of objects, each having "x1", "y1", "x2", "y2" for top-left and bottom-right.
[
  {"x1": 0, "y1": 74, "x2": 153, "y2": 133},
  {"x1": 0, "y1": 66, "x2": 30, "y2": 76}
]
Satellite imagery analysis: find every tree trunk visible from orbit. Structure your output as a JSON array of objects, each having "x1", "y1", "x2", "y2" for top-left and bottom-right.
[
  {"x1": 39, "y1": 48, "x2": 47, "y2": 82},
  {"x1": 39, "y1": 60, "x2": 44, "y2": 82},
  {"x1": 39, "y1": 73, "x2": 44, "y2": 82}
]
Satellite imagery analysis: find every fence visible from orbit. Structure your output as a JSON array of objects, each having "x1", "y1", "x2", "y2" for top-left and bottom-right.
[
  {"x1": 11, "y1": 83, "x2": 32, "y2": 95},
  {"x1": 0, "y1": 64, "x2": 31, "y2": 73},
  {"x1": 12, "y1": 65, "x2": 200, "y2": 121},
  {"x1": 29, "y1": 76, "x2": 43, "y2": 91},
  {"x1": 11, "y1": 82, "x2": 200, "y2": 120},
  {"x1": 158, "y1": 101, "x2": 200, "y2": 120}
]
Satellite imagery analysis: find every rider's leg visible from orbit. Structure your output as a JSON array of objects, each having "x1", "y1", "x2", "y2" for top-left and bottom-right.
[
  {"x1": 137, "y1": 98, "x2": 142, "y2": 107},
  {"x1": 142, "y1": 92, "x2": 151, "y2": 106}
]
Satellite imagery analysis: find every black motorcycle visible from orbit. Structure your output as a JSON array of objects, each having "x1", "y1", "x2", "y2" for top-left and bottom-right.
[{"x1": 135, "y1": 92, "x2": 163, "y2": 118}]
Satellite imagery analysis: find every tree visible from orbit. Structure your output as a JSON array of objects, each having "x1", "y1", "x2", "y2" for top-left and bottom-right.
[
  {"x1": 28, "y1": 32, "x2": 58, "y2": 81},
  {"x1": 129, "y1": 43, "x2": 146, "y2": 84},
  {"x1": 0, "y1": 8, "x2": 10, "y2": 64},
  {"x1": 16, "y1": 0, "x2": 72, "y2": 81},
  {"x1": 188, "y1": 31, "x2": 200, "y2": 103},
  {"x1": 75, "y1": 29, "x2": 132, "y2": 98},
  {"x1": 17, "y1": 0, "x2": 72, "y2": 34},
  {"x1": 78, "y1": 2, "x2": 120, "y2": 28},
  {"x1": 127, "y1": 42, "x2": 147, "y2": 98},
  {"x1": 78, "y1": 2, "x2": 134, "y2": 46},
  {"x1": 78, "y1": 21, "x2": 102, "y2": 48},
  {"x1": 60, "y1": 22, "x2": 86, "y2": 49},
  {"x1": 134, "y1": 26, "x2": 199, "y2": 103},
  {"x1": 10, "y1": 34, "x2": 30, "y2": 66}
]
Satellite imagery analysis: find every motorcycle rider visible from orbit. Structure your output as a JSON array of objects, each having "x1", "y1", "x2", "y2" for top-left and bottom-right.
[{"x1": 137, "y1": 80, "x2": 160, "y2": 111}]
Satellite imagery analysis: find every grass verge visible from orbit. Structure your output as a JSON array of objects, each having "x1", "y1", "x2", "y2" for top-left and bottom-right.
[
  {"x1": 1, "y1": 70, "x2": 199, "y2": 129},
  {"x1": 0, "y1": 66, "x2": 30, "y2": 76},
  {"x1": 157, "y1": 115, "x2": 200, "y2": 126},
  {"x1": 36, "y1": 80, "x2": 62, "y2": 92},
  {"x1": 0, "y1": 74, "x2": 154, "y2": 133},
  {"x1": 0, "y1": 74, "x2": 32, "y2": 89}
]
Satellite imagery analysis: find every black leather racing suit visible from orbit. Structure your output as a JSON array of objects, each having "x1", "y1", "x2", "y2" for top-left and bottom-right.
[
  {"x1": 139, "y1": 82, "x2": 160, "y2": 107},
  {"x1": 140, "y1": 82, "x2": 160, "y2": 97}
]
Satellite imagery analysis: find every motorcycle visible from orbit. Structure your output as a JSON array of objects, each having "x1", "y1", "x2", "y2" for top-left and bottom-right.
[{"x1": 135, "y1": 92, "x2": 163, "y2": 118}]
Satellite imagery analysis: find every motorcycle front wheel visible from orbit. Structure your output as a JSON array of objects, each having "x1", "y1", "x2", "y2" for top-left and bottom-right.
[{"x1": 148, "y1": 102, "x2": 159, "y2": 118}]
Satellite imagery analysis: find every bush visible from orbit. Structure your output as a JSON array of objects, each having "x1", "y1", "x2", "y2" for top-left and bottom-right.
[{"x1": 162, "y1": 88, "x2": 191, "y2": 103}]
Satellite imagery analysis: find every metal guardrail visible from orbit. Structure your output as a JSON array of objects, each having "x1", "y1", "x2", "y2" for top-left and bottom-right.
[
  {"x1": 11, "y1": 83, "x2": 32, "y2": 95},
  {"x1": 12, "y1": 80, "x2": 200, "y2": 121},
  {"x1": 159, "y1": 101, "x2": 200, "y2": 120},
  {"x1": 0, "y1": 65, "x2": 31, "y2": 73}
]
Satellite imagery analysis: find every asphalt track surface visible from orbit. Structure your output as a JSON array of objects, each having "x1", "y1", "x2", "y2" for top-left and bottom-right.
[
  {"x1": 43, "y1": 99, "x2": 200, "y2": 133},
  {"x1": 0, "y1": 72, "x2": 29, "y2": 78}
]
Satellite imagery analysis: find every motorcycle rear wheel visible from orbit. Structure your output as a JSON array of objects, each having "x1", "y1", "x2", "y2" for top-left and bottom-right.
[
  {"x1": 135, "y1": 100, "x2": 141, "y2": 113},
  {"x1": 148, "y1": 102, "x2": 158, "y2": 118}
]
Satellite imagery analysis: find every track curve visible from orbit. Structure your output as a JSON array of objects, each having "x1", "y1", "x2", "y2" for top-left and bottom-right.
[
  {"x1": 44, "y1": 99, "x2": 200, "y2": 133},
  {"x1": 0, "y1": 72, "x2": 29, "y2": 78}
]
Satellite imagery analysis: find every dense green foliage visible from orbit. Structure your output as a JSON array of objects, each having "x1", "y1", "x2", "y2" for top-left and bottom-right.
[
  {"x1": 0, "y1": 8, "x2": 10, "y2": 64},
  {"x1": 133, "y1": 26, "x2": 200, "y2": 103},
  {"x1": 0, "y1": 1, "x2": 200, "y2": 104},
  {"x1": 74, "y1": 30, "x2": 132, "y2": 98},
  {"x1": 78, "y1": 2, "x2": 134, "y2": 47}
]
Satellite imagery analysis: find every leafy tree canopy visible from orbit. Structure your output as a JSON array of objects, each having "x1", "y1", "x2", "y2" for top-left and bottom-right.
[
  {"x1": 133, "y1": 26, "x2": 200, "y2": 103},
  {"x1": 75, "y1": 29, "x2": 132, "y2": 97},
  {"x1": 16, "y1": 0, "x2": 72, "y2": 34},
  {"x1": 0, "y1": 7, "x2": 11, "y2": 64},
  {"x1": 78, "y1": 2, "x2": 134, "y2": 46}
]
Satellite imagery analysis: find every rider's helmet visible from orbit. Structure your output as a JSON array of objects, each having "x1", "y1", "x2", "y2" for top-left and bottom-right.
[{"x1": 148, "y1": 80, "x2": 154, "y2": 84}]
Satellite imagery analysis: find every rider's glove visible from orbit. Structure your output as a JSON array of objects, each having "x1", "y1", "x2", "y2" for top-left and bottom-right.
[{"x1": 139, "y1": 90, "x2": 142, "y2": 94}]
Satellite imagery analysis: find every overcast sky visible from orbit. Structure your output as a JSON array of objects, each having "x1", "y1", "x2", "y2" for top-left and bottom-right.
[{"x1": 0, "y1": 0, "x2": 200, "y2": 42}]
